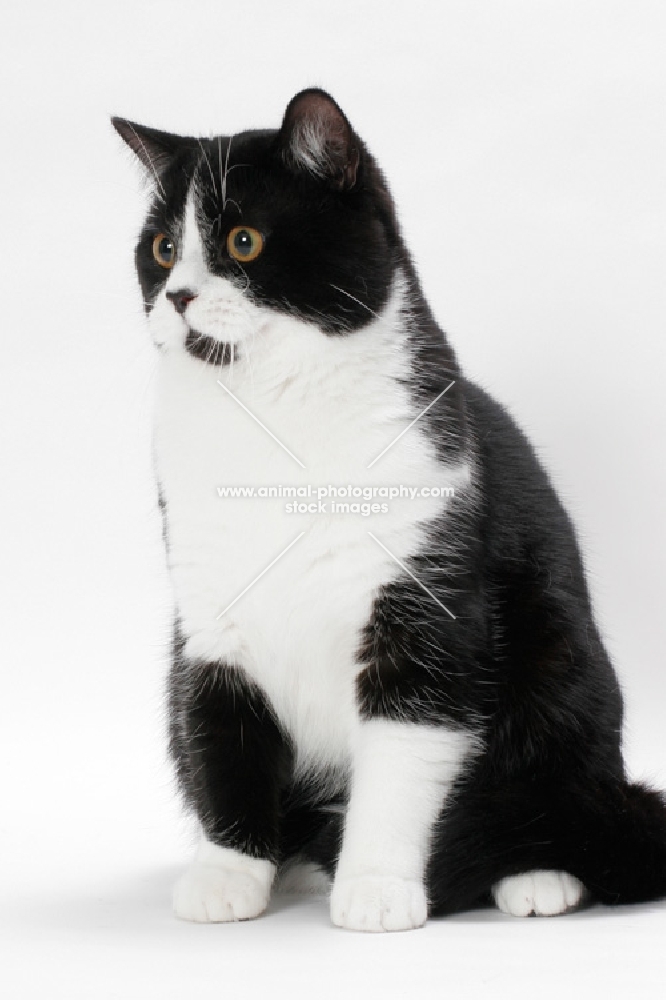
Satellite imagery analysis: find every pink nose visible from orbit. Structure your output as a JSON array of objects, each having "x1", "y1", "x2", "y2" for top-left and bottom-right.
[{"x1": 166, "y1": 289, "x2": 197, "y2": 315}]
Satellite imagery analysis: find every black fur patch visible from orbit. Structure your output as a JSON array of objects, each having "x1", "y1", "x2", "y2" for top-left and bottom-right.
[
  {"x1": 168, "y1": 637, "x2": 293, "y2": 862},
  {"x1": 184, "y1": 330, "x2": 238, "y2": 366}
]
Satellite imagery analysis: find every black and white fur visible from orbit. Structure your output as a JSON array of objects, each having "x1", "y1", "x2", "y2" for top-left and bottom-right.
[{"x1": 114, "y1": 90, "x2": 666, "y2": 931}]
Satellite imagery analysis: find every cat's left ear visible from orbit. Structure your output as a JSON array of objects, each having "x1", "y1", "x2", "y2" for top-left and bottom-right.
[
  {"x1": 111, "y1": 117, "x2": 184, "y2": 182},
  {"x1": 277, "y1": 89, "x2": 360, "y2": 191}
]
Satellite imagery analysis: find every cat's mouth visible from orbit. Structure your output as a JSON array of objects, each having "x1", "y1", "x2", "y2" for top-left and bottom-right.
[{"x1": 184, "y1": 328, "x2": 239, "y2": 367}]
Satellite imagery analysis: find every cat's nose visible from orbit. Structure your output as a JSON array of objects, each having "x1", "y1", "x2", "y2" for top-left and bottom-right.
[{"x1": 166, "y1": 288, "x2": 197, "y2": 315}]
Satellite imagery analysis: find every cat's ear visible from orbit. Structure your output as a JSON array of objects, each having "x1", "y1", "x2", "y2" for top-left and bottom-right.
[
  {"x1": 278, "y1": 89, "x2": 360, "y2": 191},
  {"x1": 111, "y1": 118, "x2": 183, "y2": 183}
]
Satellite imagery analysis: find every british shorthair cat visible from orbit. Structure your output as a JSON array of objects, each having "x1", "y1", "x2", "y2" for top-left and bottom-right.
[{"x1": 113, "y1": 89, "x2": 666, "y2": 931}]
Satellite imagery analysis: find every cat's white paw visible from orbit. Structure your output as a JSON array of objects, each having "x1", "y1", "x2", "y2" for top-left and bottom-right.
[
  {"x1": 173, "y1": 863, "x2": 271, "y2": 922},
  {"x1": 492, "y1": 870, "x2": 585, "y2": 917},
  {"x1": 330, "y1": 875, "x2": 428, "y2": 932}
]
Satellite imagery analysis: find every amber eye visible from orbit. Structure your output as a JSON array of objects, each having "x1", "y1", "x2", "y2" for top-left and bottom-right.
[
  {"x1": 227, "y1": 226, "x2": 264, "y2": 263},
  {"x1": 152, "y1": 233, "x2": 176, "y2": 269}
]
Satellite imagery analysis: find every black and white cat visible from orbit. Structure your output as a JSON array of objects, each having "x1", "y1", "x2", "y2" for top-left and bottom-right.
[{"x1": 114, "y1": 89, "x2": 666, "y2": 931}]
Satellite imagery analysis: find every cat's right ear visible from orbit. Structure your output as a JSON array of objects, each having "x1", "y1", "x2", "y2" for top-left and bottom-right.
[{"x1": 111, "y1": 118, "x2": 182, "y2": 184}]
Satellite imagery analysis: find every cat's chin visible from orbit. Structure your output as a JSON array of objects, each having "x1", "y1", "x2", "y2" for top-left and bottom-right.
[{"x1": 184, "y1": 328, "x2": 239, "y2": 366}]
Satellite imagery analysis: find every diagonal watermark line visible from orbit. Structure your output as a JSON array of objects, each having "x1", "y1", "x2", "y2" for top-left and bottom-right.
[
  {"x1": 367, "y1": 531, "x2": 456, "y2": 620},
  {"x1": 330, "y1": 283, "x2": 379, "y2": 319},
  {"x1": 217, "y1": 380, "x2": 306, "y2": 468},
  {"x1": 216, "y1": 531, "x2": 306, "y2": 619},
  {"x1": 367, "y1": 380, "x2": 456, "y2": 469}
]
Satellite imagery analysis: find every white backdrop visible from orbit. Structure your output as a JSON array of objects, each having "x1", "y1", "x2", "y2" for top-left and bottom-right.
[{"x1": 2, "y1": 1, "x2": 665, "y2": 996}]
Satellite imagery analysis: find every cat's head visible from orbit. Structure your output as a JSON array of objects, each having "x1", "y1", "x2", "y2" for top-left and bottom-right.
[{"x1": 113, "y1": 89, "x2": 405, "y2": 365}]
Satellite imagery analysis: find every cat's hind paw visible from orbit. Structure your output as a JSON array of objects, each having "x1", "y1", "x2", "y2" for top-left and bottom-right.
[
  {"x1": 492, "y1": 870, "x2": 585, "y2": 917},
  {"x1": 330, "y1": 875, "x2": 428, "y2": 932}
]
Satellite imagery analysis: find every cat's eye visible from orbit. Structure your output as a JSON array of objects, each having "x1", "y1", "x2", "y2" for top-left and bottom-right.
[
  {"x1": 227, "y1": 226, "x2": 264, "y2": 263},
  {"x1": 152, "y1": 233, "x2": 177, "y2": 269}
]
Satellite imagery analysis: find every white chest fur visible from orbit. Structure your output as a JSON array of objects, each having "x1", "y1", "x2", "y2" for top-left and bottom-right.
[{"x1": 154, "y1": 281, "x2": 467, "y2": 779}]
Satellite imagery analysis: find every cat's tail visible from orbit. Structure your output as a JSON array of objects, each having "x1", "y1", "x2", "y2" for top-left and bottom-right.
[
  {"x1": 565, "y1": 779, "x2": 666, "y2": 904},
  {"x1": 428, "y1": 776, "x2": 666, "y2": 915}
]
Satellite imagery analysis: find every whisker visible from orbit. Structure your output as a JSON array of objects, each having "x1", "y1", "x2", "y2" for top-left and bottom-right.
[
  {"x1": 223, "y1": 163, "x2": 251, "y2": 175},
  {"x1": 232, "y1": 259, "x2": 251, "y2": 292},
  {"x1": 218, "y1": 135, "x2": 224, "y2": 208},
  {"x1": 197, "y1": 139, "x2": 218, "y2": 197},
  {"x1": 222, "y1": 134, "x2": 234, "y2": 210}
]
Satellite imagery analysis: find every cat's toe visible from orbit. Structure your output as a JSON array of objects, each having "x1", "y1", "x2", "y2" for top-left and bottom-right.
[
  {"x1": 330, "y1": 875, "x2": 428, "y2": 932},
  {"x1": 492, "y1": 870, "x2": 585, "y2": 917},
  {"x1": 173, "y1": 864, "x2": 270, "y2": 923}
]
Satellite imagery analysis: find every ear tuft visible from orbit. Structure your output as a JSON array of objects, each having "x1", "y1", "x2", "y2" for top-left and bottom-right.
[{"x1": 279, "y1": 89, "x2": 360, "y2": 190}]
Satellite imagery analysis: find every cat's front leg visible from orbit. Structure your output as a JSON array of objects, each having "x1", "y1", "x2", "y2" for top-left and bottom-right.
[
  {"x1": 330, "y1": 721, "x2": 475, "y2": 932},
  {"x1": 169, "y1": 659, "x2": 292, "y2": 923}
]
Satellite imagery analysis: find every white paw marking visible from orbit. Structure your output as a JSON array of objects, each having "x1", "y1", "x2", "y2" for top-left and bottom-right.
[
  {"x1": 492, "y1": 870, "x2": 585, "y2": 917},
  {"x1": 173, "y1": 864, "x2": 271, "y2": 923},
  {"x1": 330, "y1": 875, "x2": 428, "y2": 932}
]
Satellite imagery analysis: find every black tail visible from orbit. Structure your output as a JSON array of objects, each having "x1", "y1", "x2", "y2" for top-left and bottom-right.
[
  {"x1": 575, "y1": 780, "x2": 666, "y2": 904},
  {"x1": 427, "y1": 776, "x2": 666, "y2": 915}
]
